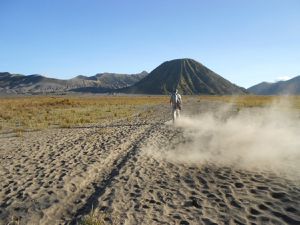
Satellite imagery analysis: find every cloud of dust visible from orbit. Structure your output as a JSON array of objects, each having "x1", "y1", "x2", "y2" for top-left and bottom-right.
[{"x1": 148, "y1": 98, "x2": 300, "y2": 179}]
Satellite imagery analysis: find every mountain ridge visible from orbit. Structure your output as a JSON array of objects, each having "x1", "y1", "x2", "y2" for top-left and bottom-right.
[
  {"x1": 248, "y1": 75, "x2": 300, "y2": 95},
  {"x1": 0, "y1": 71, "x2": 148, "y2": 94}
]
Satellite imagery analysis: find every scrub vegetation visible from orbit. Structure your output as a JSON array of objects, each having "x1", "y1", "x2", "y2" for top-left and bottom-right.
[
  {"x1": 198, "y1": 95, "x2": 300, "y2": 109},
  {"x1": 1, "y1": 95, "x2": 300, "y2": 135},
  {"x1": 0, "y1": 95, "x2": 167, "y2": 133}
]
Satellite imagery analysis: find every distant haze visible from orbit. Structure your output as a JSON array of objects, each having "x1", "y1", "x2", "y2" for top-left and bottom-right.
[{"x1": 275, "y1": 76, "x2": 291, "y2": 82}]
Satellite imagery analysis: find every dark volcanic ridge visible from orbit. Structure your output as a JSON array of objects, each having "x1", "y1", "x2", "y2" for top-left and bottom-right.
[
  {"x1": 0, "y1": 71, "x2": 148, "y2": 94},
  {"x1": 248, "y1": 76, "x2": 300, "y2": 95},
  {"x1": 122, "y1": 58, "x2": 247, "y2": 95}
]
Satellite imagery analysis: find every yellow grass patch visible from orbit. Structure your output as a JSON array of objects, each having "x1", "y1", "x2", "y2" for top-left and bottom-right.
[
  {"x1": 0, "y1": 95, "x2": 167, "y2": 132},
  {"x1": 1, "y1": 95, "x2": 299, "y2": 134},
  {"x1": 197, "y1": 95, "x2": 300, "y2": 109}
]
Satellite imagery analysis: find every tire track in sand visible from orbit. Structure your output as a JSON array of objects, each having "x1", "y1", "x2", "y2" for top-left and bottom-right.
[{"x1": 69, "y1": 122, "x2": 163, "y2": 224}]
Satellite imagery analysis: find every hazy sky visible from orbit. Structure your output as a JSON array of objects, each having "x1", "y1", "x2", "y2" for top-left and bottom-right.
[{"x1": 1, "y1": 0, "x2": 299, "y2": 88}]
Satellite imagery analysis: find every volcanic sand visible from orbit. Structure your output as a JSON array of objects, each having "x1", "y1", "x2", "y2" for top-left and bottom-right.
[{"x1": 0, "y1": 101, "x2": 299, "y2": 225}]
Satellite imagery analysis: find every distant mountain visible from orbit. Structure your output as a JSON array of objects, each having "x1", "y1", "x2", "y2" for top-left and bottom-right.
[
  {"x1": 248, "y1": 76, "x2": 300, "y2": 95},
  {"x1": 73, "y1": 71, "x2": 148, "y2": 88},
  {"x1": 122, "y1": 58, "x2": 247, "y2": 95},
  {"x1": 0, "y1": 71, "x2": 148, "y2": 94}
]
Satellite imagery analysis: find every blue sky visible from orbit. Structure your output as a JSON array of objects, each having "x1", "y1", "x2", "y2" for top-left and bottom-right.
[{"x1": 0, "y1": 0, "x2": 299, "y2": 88}]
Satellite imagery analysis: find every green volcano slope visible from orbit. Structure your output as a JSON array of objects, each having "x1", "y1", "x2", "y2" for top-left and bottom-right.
[{"x1": 123, "y1": 58, "x2": 247, "y2": 95}]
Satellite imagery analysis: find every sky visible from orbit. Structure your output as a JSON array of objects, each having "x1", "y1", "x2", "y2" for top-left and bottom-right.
[{"x1": 0, "y1": 0, "x2": 299, "y2": 88}]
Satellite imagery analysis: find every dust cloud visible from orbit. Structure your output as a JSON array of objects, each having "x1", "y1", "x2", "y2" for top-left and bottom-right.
[{"x1": 153, "y1": 99, "x2": 300, "y2": 179}]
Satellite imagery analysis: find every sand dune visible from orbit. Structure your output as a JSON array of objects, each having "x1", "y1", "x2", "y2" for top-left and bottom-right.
[{"x1": 0, "y1": 101, "x2": 299, "y2": 225}]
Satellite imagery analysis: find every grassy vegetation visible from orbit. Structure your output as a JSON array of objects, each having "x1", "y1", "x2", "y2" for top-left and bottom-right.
[
  {"x1": 0, "y1": 95, "x2": 167, "y2": 133},
  {"x1": 1, "y1": 95, "x2": 300, "y2": 134},
  {"x1": 197, "y1": 95, "x2": 300, "y2": 109},
  {"x1": 79, "y1": 212, "x2": 109, "y2": 225}
]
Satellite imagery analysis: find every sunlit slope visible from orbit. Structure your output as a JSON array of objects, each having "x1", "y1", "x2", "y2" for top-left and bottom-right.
[{"x1": 123, "y1": 58, "x2": 247, "y2": 95}]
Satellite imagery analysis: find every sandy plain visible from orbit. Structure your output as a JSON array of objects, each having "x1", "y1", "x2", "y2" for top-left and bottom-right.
[{"x1": 0, "y1": 98, "x2": 299, "y2": 225}]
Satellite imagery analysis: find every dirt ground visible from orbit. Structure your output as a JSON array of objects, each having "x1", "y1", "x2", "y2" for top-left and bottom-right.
[{"x1": 0, "y1": 100, "x2": 299, "y2": 225}]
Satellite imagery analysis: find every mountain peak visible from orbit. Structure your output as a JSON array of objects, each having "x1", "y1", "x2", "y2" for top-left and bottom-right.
[
  {"x1": 162, "y1": 58, "x2": 203, "y2": 67},
  {"x1": 123, "y1": 58, "x2": 247, "y2": 95}
]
